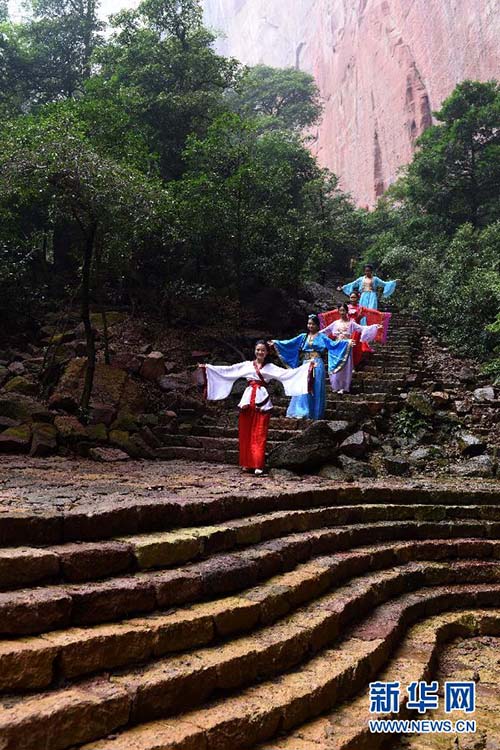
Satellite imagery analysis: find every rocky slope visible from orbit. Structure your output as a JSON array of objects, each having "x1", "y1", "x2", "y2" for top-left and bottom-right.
[
  {"x1": 203, "y1": 0, "x2": 500, "y2": 206},
  {"x1": 0, "y1": 283, "x2": 498, "y2": 479}
]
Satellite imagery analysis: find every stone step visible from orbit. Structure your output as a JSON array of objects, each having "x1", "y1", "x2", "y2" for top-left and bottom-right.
[
  {"x1": 1, "y1": 520, "x2": 500, "y2": 637},
  {"x1": 192, "y1": 426, "x2": 301, "y2": 441},
  {"x1": 157, "y1": 435, "x2": 284, "y2": 453},
  {"x1": 353, "y1": 369, "x2": 408, "y2": 379},
  {"x1": 73, "y1": 583, "x2": 500, "y2": 750},
  {"x1": 271, "y1": 402, "x2": 398, "y2": 421},
  {"x1": 351, "y1": 381, "x2": 405, "y2": 394},
  {"x1": 355, "y1": 366, "x2": 408, "y2": 376},
  {"x1": 1, "y1": 538, "x2": 499, "y2": 693},
  {"x1": 2, "y1": 499, "x2": 500, "y2": 591},
  {"x1": 2, "y1": 483, "x2": 499, "y2": 548},
  {"x1": 260, "y1": 607, "x2": 500, "y2": 749},
  {"x1": 156, "y1": 445, "x2": 240, "y2": 463}
]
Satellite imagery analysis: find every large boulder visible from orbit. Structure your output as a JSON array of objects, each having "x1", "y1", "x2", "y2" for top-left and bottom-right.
[
  {"x1": 318, "y1": 464, "x2": 351, "y2": 481},
  {"x1": 338, "y1": 455, "x2": 376, "y2": 478},
  {"x1": 451, "y1": 455, "x2": 496, "y2": 478},
  {"x1": 0, "y1": 397, "x2": 34, "y2": 422},
  {"x1": 457, "y1": 432, "x2": 486, "y2": 457},
  {"x1": 473, "y1": 386, "x2": 495, "y2": 402},
  {"x1": 89, "y1": 446, "x2": 129, "y2": 462},
  {"x1": 7, "y1": 361, "x2": 25, "y2": 376},
  {"x1": 140, "y1": 351, "x2": 166, "y2": 382},
  {"x1": 325, "y1": 420, "x2": 351, "y2": 442},
  {"x1": 457, "y1": 366, "x2": 476, "y2": 384},
  {"x1": 406, "y1": 392, "x2": 434, "y2": 418},
  {"x1": 30, "y1": 423, "x2": 57, "y2": 457},
  {"x1": 384, "y1": 455, "x2": 411, "y2": 476},
  {"x1": 3, "y1": 376, "x2": 38, "y2": 397},
  {"x1": 454, "y1": 400, "x2": 472, "y2": 415},
  {"x1": 110, "y1": 353, "x2": 142, "y2": 376},
  {"x1": 408, "y1": 446, "x2": 443, "y2": 465},
  {"x1": 89, "y1": 403, "x2": 117, "y2": 427},
  {"x1": 268, "y1": 421, "x2": 347, "y2": 471},
  {"x1": 0, "y1": 424, "x2": 31, "y2": 453},
  {"x1": 54, "y1": 415, "x2": 86, "y2": 441},
  {"x1": 109, "y1": 429, "x2": 155, "y2": 459},
  {"x1": 110, "y1": 411, "x2": 139, "y2": 432},
  {"x1": 50, "y1": 358, "x2": 144, "y2": 414},
  {"x1": 338, "y1": 431, "x2": 370, "y2": 459},
  {"x1": 85, "y1": 423, "x2": 108, "y2": 442},
  {"x1": 431, "y1": 391, "x2": 451, "y2": 408},
  {"x1": 0, "y1": 366, "x2": 9, "y2": 386},
  {"x1": 0, "y1": 416, "x2": 20, "y2": 429}
]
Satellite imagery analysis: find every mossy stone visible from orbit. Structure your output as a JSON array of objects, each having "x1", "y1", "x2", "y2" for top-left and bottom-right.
[{"x1": 3, "y1": 376, "x2": 39, "y2": 396}]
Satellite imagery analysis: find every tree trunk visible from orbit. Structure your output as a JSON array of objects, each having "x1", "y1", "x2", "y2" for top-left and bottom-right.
[
  {"x1": 101, "y1": 310, "x2": 110, "y2": 365},
  {"x1": 80, "y1": 224, "x2": 97, "y2": 413}
]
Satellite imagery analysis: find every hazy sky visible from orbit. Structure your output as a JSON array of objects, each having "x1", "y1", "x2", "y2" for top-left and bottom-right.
[{"x1": 8, "y1": 0, "x2": 137, "y2": 22}]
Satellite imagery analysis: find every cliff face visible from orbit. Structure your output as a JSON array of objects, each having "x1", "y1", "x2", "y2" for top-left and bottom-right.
[{"x1": 203, "y1": 0, "x2": 500, "y2": 206}]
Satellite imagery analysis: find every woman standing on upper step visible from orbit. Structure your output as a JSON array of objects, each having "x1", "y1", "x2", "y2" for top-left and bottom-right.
[
  {"x1": 198, "y1": 341, "x2": 313, "y2": 476},
  {"x1": 319, "y1": 303, "x2": 382, "y2": 394},
  {"x1": 269, "y1": 314, "x2": 351, "y2": 419},
  {"x1": 337, "y1": 263, "x2": 399, "y2": 321},
  {"x1": 319, "y1": 290, "x2": 392, "y2": 369}
]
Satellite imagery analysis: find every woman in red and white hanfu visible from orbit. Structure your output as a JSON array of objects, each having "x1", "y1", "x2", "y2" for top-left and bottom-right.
[
  {"x1": 319, "y1": 304, "x2": 382, "y2": 394},
  {"x1": 199, "y1": 341, "x2": 313, "y2": 475},
  {"x1": 319, "y1": 291, "x2": 392, "y2": 369}
]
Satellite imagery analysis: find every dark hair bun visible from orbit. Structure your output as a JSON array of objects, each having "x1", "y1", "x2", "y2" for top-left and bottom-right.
[{"x1": 308, "y1": 314, "x2": 320, "y2": 327}]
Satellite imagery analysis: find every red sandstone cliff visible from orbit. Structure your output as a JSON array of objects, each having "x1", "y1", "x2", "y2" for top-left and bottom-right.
[{"x1": 203, "y1": 0, "x2": 500, "y2": 206}]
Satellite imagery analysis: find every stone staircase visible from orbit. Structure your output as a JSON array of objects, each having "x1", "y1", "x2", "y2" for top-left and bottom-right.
[
  {"x1": 158, "y1": 313, "x2": 421, "y2": 465},
  {"x1": 0, "y1": 482, "x2": 499, "y2": 749}
]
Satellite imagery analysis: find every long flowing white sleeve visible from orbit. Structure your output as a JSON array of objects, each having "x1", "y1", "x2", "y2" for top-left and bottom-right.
[
  {"x1": 351, "y1": 321, "x2": 380, "y2": 343},
  {"x1": 264, "y1": 362, "x2": 311, "y2": 397},
  {"x1": 204, "y1": 362, "x2": 251, "y2": 401}
]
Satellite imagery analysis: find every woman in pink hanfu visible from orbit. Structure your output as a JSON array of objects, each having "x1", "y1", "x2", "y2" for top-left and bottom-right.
[{"x1": 320, "y1": 303, "x2": 382, "y2": 394}]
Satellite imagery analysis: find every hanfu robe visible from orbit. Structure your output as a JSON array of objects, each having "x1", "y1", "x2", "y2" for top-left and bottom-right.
[
  {"x1": 273, "y1": 333, "x2": 350, "y2": 419},
  {"x1": 203, "y1": 360, "x2": 312, "y2": 469},
  {"x1": 318, "y1": 305, "x2": 392, "y2": 367},
  {"x1": 319, "y1": 319, "x2": 380, "y2": 393},
  {"x1": 341, "y1": 275, "x2": 397, "y2": 319}
]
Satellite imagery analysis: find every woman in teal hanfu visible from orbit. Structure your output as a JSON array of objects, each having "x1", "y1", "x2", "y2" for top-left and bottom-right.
[
  {"x1": 338, "y1": 264, "x2": 398, "y2": 321},
  {"x1": 270, "y1": 314, "x2": 350, "y2": 420}
]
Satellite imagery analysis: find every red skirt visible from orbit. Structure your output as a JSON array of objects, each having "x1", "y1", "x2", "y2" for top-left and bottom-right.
[
  {"x1": 238, "y1": 409, "x2": 271, "y2": 469},
  {"x1": 352, "y1": 331, "x2": 373, "y2": 368}
]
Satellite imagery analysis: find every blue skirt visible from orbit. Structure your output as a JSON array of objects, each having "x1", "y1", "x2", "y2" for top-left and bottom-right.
[
  {"x1": 286, "y1": 358, "x2": 325, "y2": 420},
  {"x1": 359, "y1": 291, "x2": 378, "y2": 324}
]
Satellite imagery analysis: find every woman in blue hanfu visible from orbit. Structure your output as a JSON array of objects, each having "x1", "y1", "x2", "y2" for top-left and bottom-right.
[
  {"x1": 338, "y1": 264, "x2": 398, "y2": 319},
  {"x1": 269, "y1": 314, "x2": 350, "y2": 419}
]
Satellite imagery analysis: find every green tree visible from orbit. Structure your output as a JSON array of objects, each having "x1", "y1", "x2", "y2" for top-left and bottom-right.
[
  {"x1": 403, "y1": 80, "x2": 500, "y2": 231},
  {"x1": 23, "y1": 0, "x2": 103, "y2": 103},
  {"x1": 0, "y1": 110, "x2": 166, "y2": 409},
  {"x1": 0, "y1": 20, "x2": 35, "y2": 117},
  {"x1": 169, "y1": 112, "x2": 353, "y2": 300},
  {"x1": 95, "y1": 0, "x2": 240, "y2": 179},
  {"x1": 230, "y1": 64, "x2": 323, "y2": 131}
]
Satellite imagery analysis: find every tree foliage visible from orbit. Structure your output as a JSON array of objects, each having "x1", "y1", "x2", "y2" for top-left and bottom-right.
[
  {"x1": 94, "y1": 0, "x2": 240, "y2": 179},
  {"x1": 363, "y1": 81, "x2": 500, "y2": 373},
  {"x1": 401, "y1": 80, "x2": 500, "y2": 232},
  {"x1": 230, "y1": 65, "x2": 323, "y2": 131}
]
